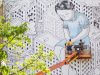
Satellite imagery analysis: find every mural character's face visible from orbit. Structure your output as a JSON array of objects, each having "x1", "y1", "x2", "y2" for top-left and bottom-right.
[{"x1": 57, "y1": 10, "x2": 74, "y2": 21}]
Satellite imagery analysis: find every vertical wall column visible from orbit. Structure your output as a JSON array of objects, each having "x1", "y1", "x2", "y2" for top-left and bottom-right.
[{"x1": 0, "y1": 0, "x2": 3, "y2": 16}]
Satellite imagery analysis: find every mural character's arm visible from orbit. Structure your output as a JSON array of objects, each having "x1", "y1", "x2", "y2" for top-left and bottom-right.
[
  {"x1": 72, "y1": 14, "x2": 90, "y2": 42},
  {"x1": 72, "y1": 27, "x2": 90, "y2": 42},
  {"x1": 64, "y1": 28, "x2": 70, "y2": 41},
  {"x1": 63, "y1": 22, "x2": 70, "y2": 41}
]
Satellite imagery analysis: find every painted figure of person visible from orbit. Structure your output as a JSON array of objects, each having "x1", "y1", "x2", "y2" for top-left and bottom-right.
[
  {"x1": 55, "y1": 0, "x2": 90, "y2": 46},
  {"x1": 54, "y1": 1, "x2": 90, "y2": 74},
  {"x1": 54, "y1": 0, "x2": 90, "y2": 61}
]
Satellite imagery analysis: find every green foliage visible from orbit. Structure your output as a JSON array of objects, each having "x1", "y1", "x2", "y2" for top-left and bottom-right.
[
  {"x1": 0, "y1": 50, "x2": 7, "y2": 61},
  {"x1": 0, "y1": 66, "x2": 10, "y2": 75},
  {"x1": 0, "y1": 16, "x2": 54, "y2": 75},
  {"x1": 0, "y1": 16, "x2": 30, "y2": 75},
  {"x1": 0, "y1": 17, "x2": 28, "y2": 38},
  {"x1": 10, "y1": 45, "x2": 54, "y2": 75}
]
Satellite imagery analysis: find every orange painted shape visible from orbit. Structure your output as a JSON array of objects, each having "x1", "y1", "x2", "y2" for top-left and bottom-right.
[{"x1": 36, "y1": 71, "x2": 45, "y2": 75}]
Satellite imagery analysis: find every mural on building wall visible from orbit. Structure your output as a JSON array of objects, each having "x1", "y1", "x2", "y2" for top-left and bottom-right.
[
  {"x1": 4, "y1": 0, "x2": 100, "y2": 75},
  {"x1": 55, "y1": 1, "x2": 90, "y2": 46}
]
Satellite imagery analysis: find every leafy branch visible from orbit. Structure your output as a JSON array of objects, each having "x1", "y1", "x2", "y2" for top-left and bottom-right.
[{"x1": 0, "y1": 16, "x2": 54, "y2": 75}]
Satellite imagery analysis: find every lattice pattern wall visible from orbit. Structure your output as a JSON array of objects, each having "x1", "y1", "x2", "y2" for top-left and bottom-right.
[
  {"x1": 88, "y1": 6, "x2": 100, "y2": 75},
  {"x1": 43, "y1": 3, "x2": 65, "y2": 39},
  {"x1": 68, "y1": 0, "x2": 93, "y2": 75},
  {"x1": 4, "y1": 0, "x2": 100, "y2": 75},
  {"x1": 34, "y1": 39, "x2": 62, "y2": 75},
  {"x1": 3, "y1": 0, "x2": 44, "y2": 66},
  {"x1": 6, "y1": 34, "x2": 34, "y2": 67},
  {"x1": 87, "y1": 33, "x2": 100, "y2": 75},
  {"x1": 92, "y1": 6, "x2": 100, "y2": 30}
]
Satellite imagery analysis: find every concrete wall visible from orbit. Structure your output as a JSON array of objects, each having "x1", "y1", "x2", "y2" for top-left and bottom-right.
[{"x1": 4, "y1": 0, "x2": 100, "y2": 75}]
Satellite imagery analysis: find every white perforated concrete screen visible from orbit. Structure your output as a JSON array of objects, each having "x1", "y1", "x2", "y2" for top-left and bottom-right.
[
  {"x1": 4, "y1": 0, "x2": 100, "y2": 75},
  {"x1": 34, "y1": 39, "x2": 62, "y2": 75}
]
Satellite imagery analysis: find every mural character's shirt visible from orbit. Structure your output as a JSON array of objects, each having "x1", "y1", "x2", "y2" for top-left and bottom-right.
[{"x1": 56, "y1": 11, "x2": 90, "y2": 47}]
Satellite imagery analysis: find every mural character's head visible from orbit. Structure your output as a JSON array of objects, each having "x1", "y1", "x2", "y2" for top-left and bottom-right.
[{"x1": 55, "y1": 0, "x2": 75, "y2": 21}]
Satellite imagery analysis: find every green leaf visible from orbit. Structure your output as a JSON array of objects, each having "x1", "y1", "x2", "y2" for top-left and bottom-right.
[{"x1": 0, "y1": 51, "x2": 7, "y2": 61}]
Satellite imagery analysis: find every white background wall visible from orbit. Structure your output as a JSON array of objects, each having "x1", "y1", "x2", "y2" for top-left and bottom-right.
[{"x1": 4, "y1": 0, "x2": 100, "y2": 75}]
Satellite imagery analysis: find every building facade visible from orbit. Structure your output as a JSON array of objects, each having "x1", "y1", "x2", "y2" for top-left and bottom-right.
[
  {"x1": 3, "y1": 0, "x2": 47, "y2": 66},
  {"x1": 4, "y1": 0, "x2": 100, "y2": 75}
]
